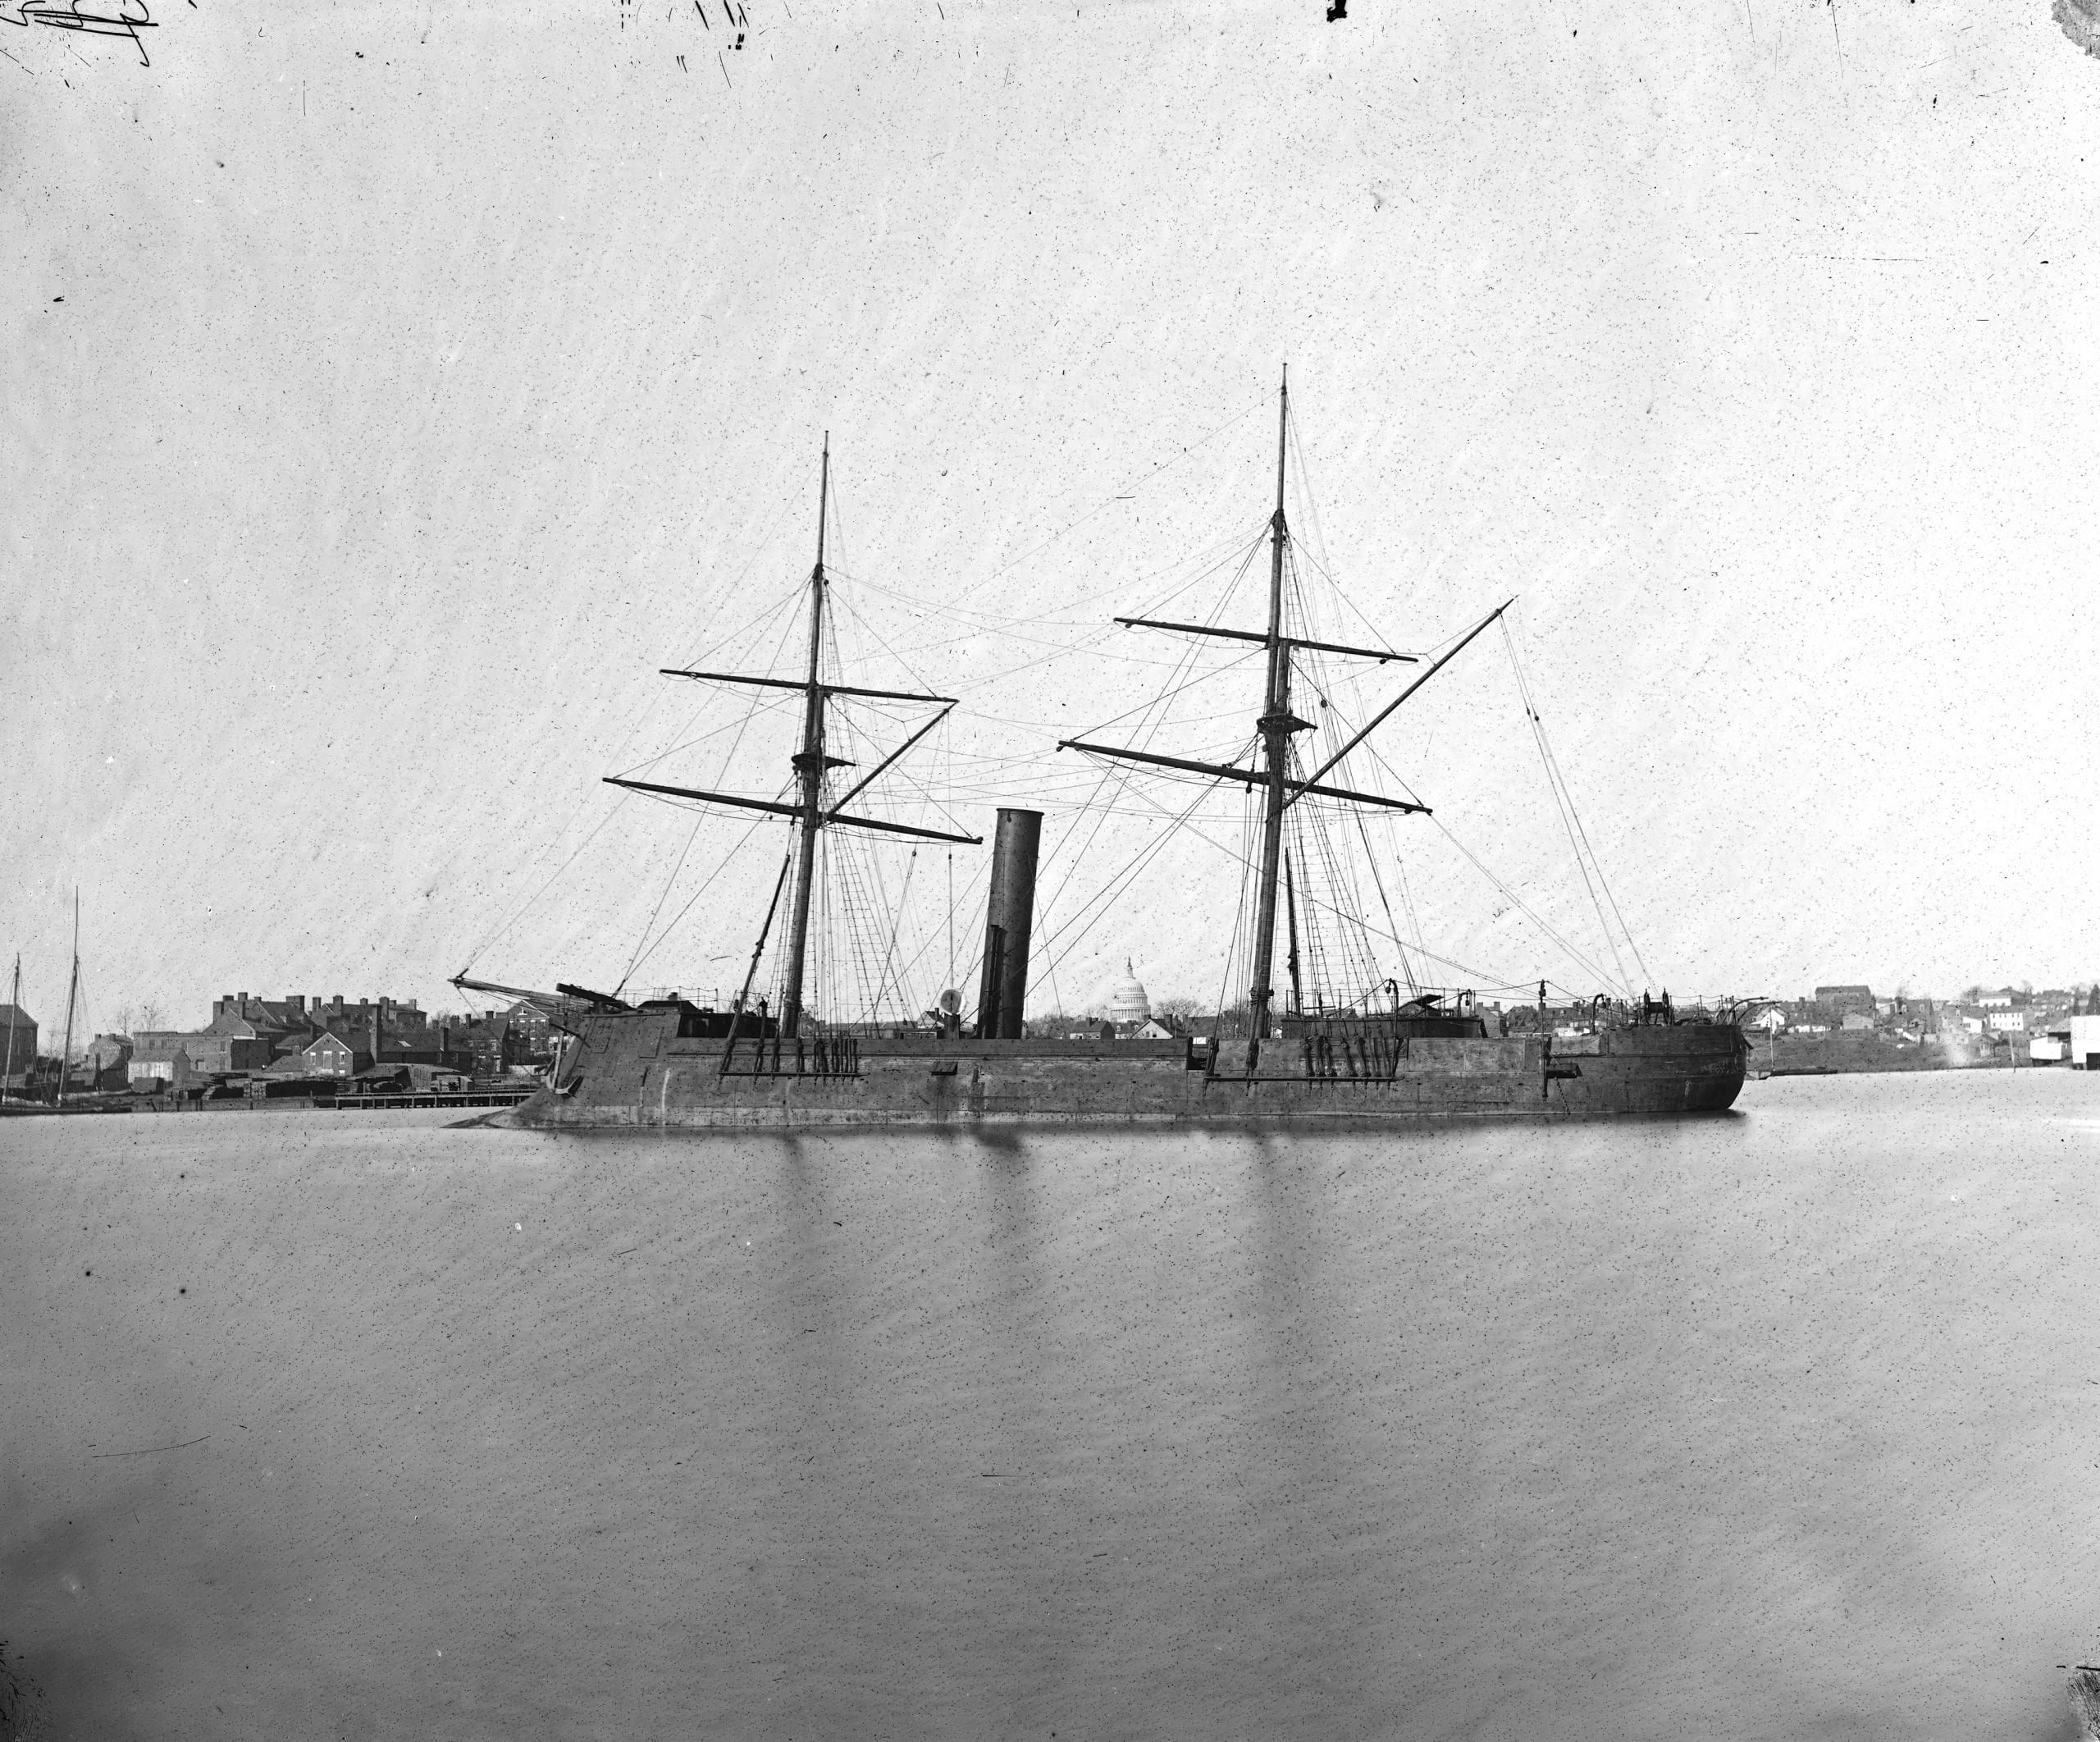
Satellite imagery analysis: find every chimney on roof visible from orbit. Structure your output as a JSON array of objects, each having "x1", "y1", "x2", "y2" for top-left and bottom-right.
[{"x1": 289, "y1": 994, "x2": 304, "y2": 1014}]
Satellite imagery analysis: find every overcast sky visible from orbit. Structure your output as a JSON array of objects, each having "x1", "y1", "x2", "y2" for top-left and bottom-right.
[{"x1": 6, "y1": 0, "x2": 2096, "y2": 1034}]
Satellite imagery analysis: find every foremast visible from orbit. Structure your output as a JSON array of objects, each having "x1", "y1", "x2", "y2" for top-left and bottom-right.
[
  {"x1": 57, "y1": 890, "x2": 79, "y2": 1107},
  {"x1": 780, "y1": 437, "x2": 837, "y2": 1039},
  {"x1": 602, "y1": 437, "x2": 980, "y2": 1038},
  {"x1": 2, "y1": 953, "x2": 19, "y2": 1104}
]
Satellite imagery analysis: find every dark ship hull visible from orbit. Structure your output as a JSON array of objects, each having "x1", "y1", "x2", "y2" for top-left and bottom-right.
[{"x1": 513, "y1": 1012, "x2": 1746, "y2": 1131}]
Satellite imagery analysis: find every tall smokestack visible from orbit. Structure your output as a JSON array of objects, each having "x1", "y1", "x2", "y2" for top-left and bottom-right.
[{"x1": 973, "y1": 808, "x2": 1042, "y2": 1040}]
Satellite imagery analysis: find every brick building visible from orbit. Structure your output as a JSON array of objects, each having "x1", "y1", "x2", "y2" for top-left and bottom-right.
[
  {"x1": 1813, "y1": 985, "x2": 1876, "y2": 1019},
  {"x1": 0, "y1": 1003, "x2": 35, "y2": 1087}
]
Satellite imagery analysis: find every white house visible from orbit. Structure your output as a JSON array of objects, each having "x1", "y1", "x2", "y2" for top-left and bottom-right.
[
  {"x1": 2071, "y1": 1015, "x2": 2100, "y2": 1070},
  {"x1": 130, "y1": 1043, "x2": 194, "y2": 1087},
  {"x1": 301, "y1": 1032, "x2": 360, "y2": 1077}
]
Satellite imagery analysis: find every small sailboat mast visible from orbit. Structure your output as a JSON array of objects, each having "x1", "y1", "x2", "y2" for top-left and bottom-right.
[
  {"x1": 2, "y1": 953, "x2": 19, "y2": 1104},
  {"x1": 57, "y1": 890, "x2": 80, "y2": 1108}
]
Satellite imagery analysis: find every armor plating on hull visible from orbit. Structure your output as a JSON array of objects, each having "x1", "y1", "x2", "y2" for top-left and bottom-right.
[{"x1": 515, "y1": 1011, "x2": 1748, "y2": 1131}]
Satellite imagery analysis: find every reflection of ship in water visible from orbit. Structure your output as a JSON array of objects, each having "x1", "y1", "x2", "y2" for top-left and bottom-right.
[{"x1": 471, "y1": 384, "x2": 1746, "y2": 1128}]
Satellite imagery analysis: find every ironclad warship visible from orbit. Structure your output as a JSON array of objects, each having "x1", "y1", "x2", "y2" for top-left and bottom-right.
[{"x1": 466, "y1": 380, "x2": 1748, "y2": 1129}]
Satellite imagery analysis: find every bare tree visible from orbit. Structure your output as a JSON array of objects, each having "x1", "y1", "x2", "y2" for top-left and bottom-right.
[{"x1": 137, "y1": 1000, "x2": 164, "y2": 1032}]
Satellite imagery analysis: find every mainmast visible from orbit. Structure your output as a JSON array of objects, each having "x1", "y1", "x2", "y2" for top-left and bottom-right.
[
  {"x1": 780, "y1": 435, "x2": 833, "y2": 1040},
  {"x1": 1058, "y1": 372, "x2": 1529, "y2": 1068},
  {"x1": 57, "y1": 890, "x2": 79, "y2": 1108},
  {"x1": 1244, "y1": 367, "x2": 1303, "y2": 1068}
]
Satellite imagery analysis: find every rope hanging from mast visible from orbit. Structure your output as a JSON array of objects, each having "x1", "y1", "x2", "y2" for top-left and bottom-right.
[{"x1": 1499, "y1": 615, "x2": 1650, "y2": 996}]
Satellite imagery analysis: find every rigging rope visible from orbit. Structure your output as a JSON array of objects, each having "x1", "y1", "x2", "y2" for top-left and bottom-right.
[
  {"x1": 615, "y1": 808, "x2": 775, "y2": 993},
  {"x1": 459, "y1": 793, "x2": 629, "y2": 976},
  {"x1": 942, "y1": 395, "x2": 1264, "y2": 614},
  {"x1": 1354, "y1": 807, "x2": 1417, "y2": 997},
  {"x1": 870, "y1": 848, "x2": 920, "y2": 1023},
  {"x1": 616, "y1": 807, "x2": 710, "y2": 999},
  {"x1": 1500, "y1": 616, "x2": 1648, "y2": 994},
  {"x1": 1213, "y1": 788, "x2": 1258, "y2": 1026}
]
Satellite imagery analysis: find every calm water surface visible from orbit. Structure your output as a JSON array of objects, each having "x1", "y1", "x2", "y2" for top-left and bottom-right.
[{"x1": 5, "y1": 1072, "x2": 2099, "y2": 1740}]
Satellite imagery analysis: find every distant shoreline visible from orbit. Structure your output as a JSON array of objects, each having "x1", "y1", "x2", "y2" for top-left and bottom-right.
[{"x1": 1751, "y1": 1033, "x2": 2057, "y2": 1077}]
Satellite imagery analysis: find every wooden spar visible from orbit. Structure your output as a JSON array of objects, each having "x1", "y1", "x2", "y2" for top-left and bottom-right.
[
  {"x1": 450, "y1": 973, "x2": 601, "y2": 1012},
  {"x1": 780, "y1": 436, "x2": 830, "y2": 1040},
  {"x1": 1054, "y1": 740, "x2": 1427, "y2": 813},
  {"x1": 1114, "y1": 618, "x2": 1417, "y2": 663},
  {"x1": 1283, "y1": 599, "x2": 1513, "y2": 810},
  {"x1": 605, "y1": 780, "x2": 803, "y2": 819},
  {"x1": 826, "y1": 704, "x2": 955, "y2": 819},
  {"x1": 1246, "y1": 368, "x2": 1303, "y2": 1071},
  {"x1": 658, "y1": 670, "x2": 957, "y2": 706},
  {"x1": 57, "y1": 890, "x2": 78, "y2": 1107},
  {"x1": 602, "y1": 777, "x2": 979, "y2": 844},
  {"x1": 555, "y1": 982, "x2": 633, "y2": 1010},
  {"x1": 722, "y1": 849, "x2": 792, "y2": 1075}
]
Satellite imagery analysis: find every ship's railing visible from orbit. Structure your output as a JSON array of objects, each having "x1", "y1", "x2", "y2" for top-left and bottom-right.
[{"x1": 1285, "y1": 985, "x2": 1483, "y2": 1022}]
